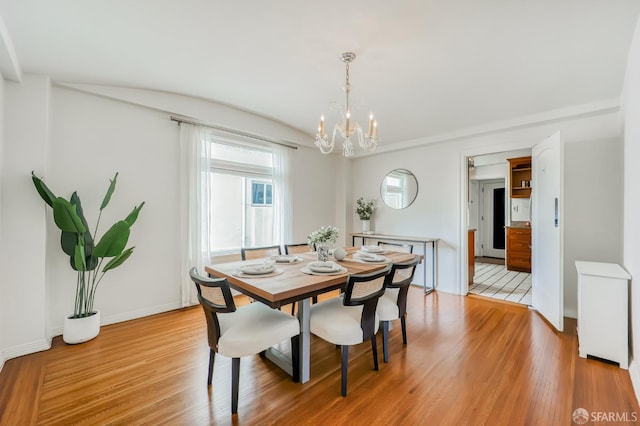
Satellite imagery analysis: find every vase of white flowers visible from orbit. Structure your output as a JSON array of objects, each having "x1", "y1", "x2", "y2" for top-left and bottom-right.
[
  {"x1": 355, "y1": 197, "x2": 376, "y2": 234},
  {"x1": 307, "y1": 226, "x2": 339, "y2": 261}
]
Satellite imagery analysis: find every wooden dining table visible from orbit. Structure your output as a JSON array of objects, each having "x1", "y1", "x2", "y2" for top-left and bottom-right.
[{"x1": 205, "y1": 247, "x2": 418, "y2": 383}]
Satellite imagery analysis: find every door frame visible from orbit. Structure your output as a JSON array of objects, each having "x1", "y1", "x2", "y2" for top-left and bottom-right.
[{"x1": 459, "y1": 141, "x2": 532, "y2": 295}]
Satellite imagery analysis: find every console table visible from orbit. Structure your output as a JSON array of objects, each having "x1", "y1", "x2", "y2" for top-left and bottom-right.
[{"x1": 351, "y1": 233, "x2": 439, "y2": 294}]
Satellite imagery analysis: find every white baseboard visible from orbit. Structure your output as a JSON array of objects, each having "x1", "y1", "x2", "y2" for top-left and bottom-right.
[
  {"x1": 2, "y1": 338, "x2": 52, "y2": 362},
  {"x1": 0, "y1": 351, "x2": 5, "y2": 373},
  {"x1": 629, "y1": 358, "x2": 640, "y2": 404},
  {"x1": 564, "y1": 308, "x2": 578, "y2": 319},
  {"x1": 48, "y1": 301, "x2": 183, "y2": 337}
]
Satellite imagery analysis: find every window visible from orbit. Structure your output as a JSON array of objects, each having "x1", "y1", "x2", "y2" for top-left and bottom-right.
[
  {"x1": 207, "y1": 138, "x2": 276, "y2": 254},
  {"x1": 251, "y1": 181, "x2": 273, "y2": 206}
]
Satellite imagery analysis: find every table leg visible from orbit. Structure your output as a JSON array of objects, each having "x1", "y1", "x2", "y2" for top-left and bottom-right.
[{"x1": 297, "y1": 298, "x2": 311, "y2": 383}]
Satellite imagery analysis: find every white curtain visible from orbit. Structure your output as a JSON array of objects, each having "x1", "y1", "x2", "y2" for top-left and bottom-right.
[
  {"x1": 272, "y1": 143, "x2": 293, "y2": 246},
  {"x1": 180, "y1": 123, "x2": 212, "y2": 307}
]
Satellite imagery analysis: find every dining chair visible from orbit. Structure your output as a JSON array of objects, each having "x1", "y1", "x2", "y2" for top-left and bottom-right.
[
  {"x1": 240, "y1": 245, "x2": 282, "y2": 260},
  {"x1": 284, "y1": 243, "x2": 313, "y2": 255},
  {"x1": 284, "y1": 243, "x2": 319, "y2": 309},
  {"x1": 189, "y1": 267, "x2": 300, "y2": 414},
  {"x1": 377, "y1": 241, "x2": 414, "y2": 253},
  {"x1": 376, "y1": 255, "x2": 420, "y2": 363},
  {"x1": 309, "y1": 266, "x2": 393, "y2": 396}
]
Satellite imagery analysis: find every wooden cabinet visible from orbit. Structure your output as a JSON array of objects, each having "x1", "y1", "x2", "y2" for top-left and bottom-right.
[
  {"x1": 508, "y1": 156, "x2": 532, "y2": 198},
  {"x1": 506, "y1": 227, "x2": 531, "y2": 272}
]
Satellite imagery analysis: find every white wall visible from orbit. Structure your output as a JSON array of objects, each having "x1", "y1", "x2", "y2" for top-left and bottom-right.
[
  {"x1": 0, "y1": 75, "x2": 52, "y2": 359},
  {"x1": 349, "y1": 111, "x2": 623, "y2": 299},
  {"x1": 0, "y1": 74, "x2": 5, "y2": 368},
  {"x1": 563, "y1": 138, "x2": 623, "y2": 317},
  {"x1": 0, "y1": 78, "x2": 340, "y2": 361},
  {"x1": 622, "y1": 15, "x2": 640, "y2": 401}
]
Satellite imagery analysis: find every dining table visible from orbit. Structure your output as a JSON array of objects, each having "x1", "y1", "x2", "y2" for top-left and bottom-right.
[{"x1": 205, "y1": 247, "x2": 419, "y2": 383}]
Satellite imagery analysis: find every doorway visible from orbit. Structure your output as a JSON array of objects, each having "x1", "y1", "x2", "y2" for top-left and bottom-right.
[
  {"x1": 479, "y1": 179, "x2": 505, "y2": 259},
  {"x1": 464, "y1": 149, "x2": 532, "y2": 305}
]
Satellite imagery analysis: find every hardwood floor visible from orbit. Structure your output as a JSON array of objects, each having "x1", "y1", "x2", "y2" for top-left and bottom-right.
[{"x1": 1, "y1": 290, "x2": 638, "y2": 425}]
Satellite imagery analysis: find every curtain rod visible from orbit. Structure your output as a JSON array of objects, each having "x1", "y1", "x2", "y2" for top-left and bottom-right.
[{"x1": 170, "y1": 116, "x2": 298, "y2": 150}]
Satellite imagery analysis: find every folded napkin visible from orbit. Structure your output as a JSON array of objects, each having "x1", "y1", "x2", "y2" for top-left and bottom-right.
[
  {"x1": 361, "y1": 245, "x2": 383, "y2": 253},
  {"x1": 308, "y1": 261, "x2": 339, "y2": 272},
  {"x1": 273, "y1": 255, "x2": 298, "y2": 263},
  {"x1": 354, "y1": 252, "x2": 384, "y2": 261},
  {"x1": 241, "y1": 264, "x2": 275, "y2": 274}
]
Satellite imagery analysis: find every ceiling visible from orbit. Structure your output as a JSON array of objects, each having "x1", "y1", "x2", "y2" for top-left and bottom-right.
[{"x1": 1, "y1": 0, "x2": 639, "y2": 151}]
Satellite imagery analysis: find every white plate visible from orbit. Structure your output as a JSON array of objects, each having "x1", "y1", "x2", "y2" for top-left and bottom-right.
[
  {"x1": 271, "y1": 255, "x2": 302, "y2": 264},
  {"x1": 361, "y1": 245, "x2": 384, "y2": 253},
  {"x1": 240, "y1": 264, "x2": 275, "y2": 275},
  {"x1": 308, "y1": 261, "x2": 340, "y2": 273}
]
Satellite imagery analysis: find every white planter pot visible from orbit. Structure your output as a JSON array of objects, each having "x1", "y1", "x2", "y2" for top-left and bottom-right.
[
  {"x1": 63, "y1": 310, "x2": 101, "y2": 344},
  {"x1": 361, "y1": 220, "x2": 371, "y2": 233}
]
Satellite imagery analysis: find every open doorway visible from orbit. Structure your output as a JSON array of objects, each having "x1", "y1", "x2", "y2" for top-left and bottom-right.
[{"x1": 465, "y1": 150, "x2": 532, "y2": 305}]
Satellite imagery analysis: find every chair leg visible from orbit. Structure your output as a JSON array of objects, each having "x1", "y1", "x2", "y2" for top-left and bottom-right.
[
  {"x1": 208, "y1": 349, "x2": 215, "y2": 385},
  {"x1": 291, "y1": 335, "x2": 300, "y2": 383},
  {"x1": 231, "y1": 358, "x2": 240, "y2": 414},
  {"x1": 341, "y1": 345, "x2": 349, "y2": 397},
  {"x1": 401, "y1": 315, "x2": 408, "y2": 345},
  {"x1": 371, "y1": 336, "x2": 379, "y2": 371},
  {"x1": 382, "y1": 321, "x2": 390, "y2": 363}
]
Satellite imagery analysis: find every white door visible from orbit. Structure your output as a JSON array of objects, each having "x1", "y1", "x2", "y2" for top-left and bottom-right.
[
  {"x1": 531, "y1": 132, "x2": 564, "y2": 331},
  {"x1": 480, "y1": 180, "x2": 506, "y2": 258}
]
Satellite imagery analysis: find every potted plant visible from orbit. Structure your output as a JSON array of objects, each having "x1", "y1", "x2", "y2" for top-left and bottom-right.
[
  {"x1": 32, "y1": 172, "x2": 144, "y2": 344},
  {"x1": 355, "y1": 197, "x2": 376, "y2": 233},
  {"x1": 307, "y1": 226, "x2": 339, "y2": 261}
]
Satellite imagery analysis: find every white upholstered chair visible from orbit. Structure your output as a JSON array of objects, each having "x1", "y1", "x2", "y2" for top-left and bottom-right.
[
  {"x1": 376, "y1": 256, "x2": 420, "y2": 362},
  {"x1": 190, "y1": 268, "x2": 300, "y2": 414},
  {"x1": 309, "y1": 266, "x2": 392, "y2": 396}
]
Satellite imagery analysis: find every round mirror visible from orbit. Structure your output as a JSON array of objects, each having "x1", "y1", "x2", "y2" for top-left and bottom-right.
[{"x1": 380, "y1": 169, "x2": 418, "y2": 209}]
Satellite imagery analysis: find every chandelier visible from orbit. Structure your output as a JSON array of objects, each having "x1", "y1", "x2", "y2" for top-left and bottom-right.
[{"x1": 315, "y1": 52, "x2": 380, "y2": 157}]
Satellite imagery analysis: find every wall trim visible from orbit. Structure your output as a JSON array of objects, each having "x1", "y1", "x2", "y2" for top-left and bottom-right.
[
  {"x1": 48, "y1": 302, "x2": 183, "y2": 337},
  {"x1": 0, "y1": 15, "x2": 22, "y2": 82},
  {"x1": 629, "y1": 358, "x2": 640, "y2": 405},
  {"x1": 2, "y1": 338, "x2": 52, "y2": 361},
  {"x1": 368, "y1": 99, "x2": 620, "y2": 157}
]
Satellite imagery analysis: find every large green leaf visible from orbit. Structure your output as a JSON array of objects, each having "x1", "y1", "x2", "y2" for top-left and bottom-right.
[
  {"x1": 70, "y1": 253, "x2": 99, "y2": 271},
  {"x1": 94, "y1": 221, "x2": 130, "y2": 258},
  {"x1": 124, "y1": 202, "x2": 145, "y2": 226},
  {"x1": 100, "y1": 172, "x2": 118, "y2": 211},
  {"x1": 102, "y1": 247, "x2": 135, "y2": 272},
  {"x1": 52, "y1": 198, "x2": 87, "y2": 233},
  {"x1": 61, "y1": 192, "x2": 94, "y2": 257},
  {"x1": 31, "y1": 172, "x2": 57, "y2": 207},
  {"x1": 73, "y1": 238, "x2": 86, "y2": 271}
]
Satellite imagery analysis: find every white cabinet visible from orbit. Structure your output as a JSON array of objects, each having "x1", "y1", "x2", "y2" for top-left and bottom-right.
[{"x1": 576, "y1": 261, "x2": 631, "y2": 369}]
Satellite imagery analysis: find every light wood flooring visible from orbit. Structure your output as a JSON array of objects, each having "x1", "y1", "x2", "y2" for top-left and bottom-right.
[{"x1": 1, "y1": 290, "x2": 638, "y2": 425}]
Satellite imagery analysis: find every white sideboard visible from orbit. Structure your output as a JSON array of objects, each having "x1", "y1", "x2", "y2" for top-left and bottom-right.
[{"x1": 575, "y1": 261, "x2": 631, "y2": 369}]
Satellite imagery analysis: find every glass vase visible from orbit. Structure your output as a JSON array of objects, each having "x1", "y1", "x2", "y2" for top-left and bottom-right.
[{"x1": 316, "y1": 243, "x2": 330, "y2": 262}]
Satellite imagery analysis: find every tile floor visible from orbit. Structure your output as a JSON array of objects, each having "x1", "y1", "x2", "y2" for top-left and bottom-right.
[{"x1": 469, "y1": 262, "x2": 532, "y2": 306}]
